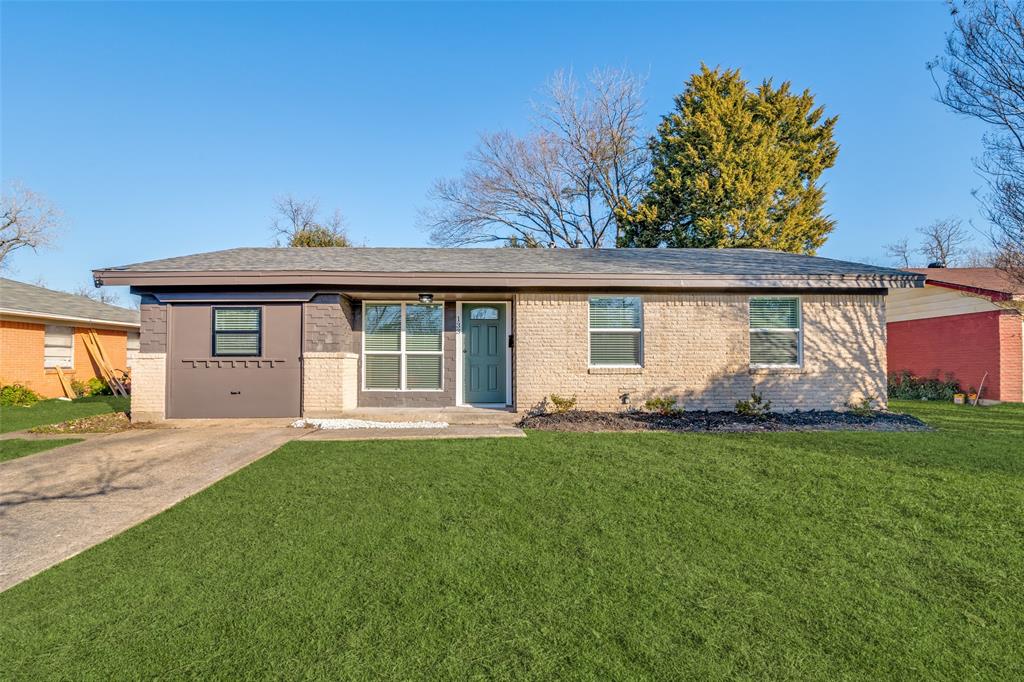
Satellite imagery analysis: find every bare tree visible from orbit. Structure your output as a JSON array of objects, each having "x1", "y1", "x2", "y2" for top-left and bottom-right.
[
  {"x1": 961, "y1": 246, "x2": 999, "y2": 266},
  {"x1": 883, "y1": 237, "x2": 914, "y2": 267},
  {"x1": 1, "y1": 183, "x2": 62, "y2": 269},
  {"x1": 271, "y1": 195, "x2": 351, "y2": 247},
  {"x1": 931, "y1": 0, "x2": 1024, "y2": 282},
  {"x1": 424, "y1": 68, "x2": 649, "y2": 248},
  {"x1": 916, "y1": 218, "x2": 970, "y2": 265},
  {"x1": 71, "y1": 284, "x2": 121, "y2": 305}
]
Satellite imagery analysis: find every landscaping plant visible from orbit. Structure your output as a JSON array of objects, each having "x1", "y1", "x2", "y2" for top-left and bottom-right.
[
  {"x1": 644, "y1": 396, "x2": 684, "y2": 416},
  {"x1": 0, "y1": 383, "x2": 41, "y2": 407},
  {"x1": 845, "y1": 397, "x2": 877, "y2": 417},
  {"x1": 735, "y1": 391, "x2": 772, "y2": 418},
  {"x1": 548, "y1": 394, "x2": 578, "y2": 414},
  {"x1": 887, "y1": 371, "x2": 961, "y2": 401}
]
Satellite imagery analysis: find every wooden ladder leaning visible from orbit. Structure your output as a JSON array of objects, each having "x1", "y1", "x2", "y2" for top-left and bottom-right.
[{"x1": 82, "y1": 329, "x2": 130, "y2": 398}]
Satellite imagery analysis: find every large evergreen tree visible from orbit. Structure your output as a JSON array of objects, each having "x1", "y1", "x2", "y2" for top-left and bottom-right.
[{"x1": 617, "y1": 65, "x2": 838, "y2": 253}]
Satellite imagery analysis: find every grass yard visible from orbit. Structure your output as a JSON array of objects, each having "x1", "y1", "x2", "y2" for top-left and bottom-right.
[
  {"x1": 0, "y1": 395, "x2": 128, "y2": 434},
  {"x1": 0, "y1": 437, "x2": 82, "y2": 463},
  {"x1": 1, "y1": 401, "x2": 1022, "y2": 679}
]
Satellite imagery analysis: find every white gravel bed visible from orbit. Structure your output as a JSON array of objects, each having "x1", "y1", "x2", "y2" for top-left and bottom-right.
[{"x1": 292, "y1": 418, "x2": 449, "y2": 430}]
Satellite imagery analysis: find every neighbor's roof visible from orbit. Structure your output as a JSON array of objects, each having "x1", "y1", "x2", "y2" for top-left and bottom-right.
[
  {"x1": 0, "y1": 278, "x2": 140, "y2": 327},
  {"x1": 94, "y1": 247, "x2": 923, "y2": 290},
  {"x1": 910, "y1": 268, "x2": 1024, "y2": 300}
]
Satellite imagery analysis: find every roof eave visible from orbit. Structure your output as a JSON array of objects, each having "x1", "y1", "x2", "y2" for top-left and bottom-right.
[
  {"x1": 0, "y1": 307, "x2": 140, "y2": 328},
  {"x1": 93, "y1": 269, "x2": 925, "y2": 290}
]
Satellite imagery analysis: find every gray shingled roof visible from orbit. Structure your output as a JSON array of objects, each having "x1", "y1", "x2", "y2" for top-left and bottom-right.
[
  {"x1": 99, "y1": 247, "x2": 915, "y2": 279},
  {"x1": 0, "y1": 278, "x2": 140, "y2": 326}
]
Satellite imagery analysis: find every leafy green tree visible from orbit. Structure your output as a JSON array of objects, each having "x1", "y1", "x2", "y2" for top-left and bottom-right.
[{"x1": 618, "y1": 65, "x2": 838, "y2": 254}]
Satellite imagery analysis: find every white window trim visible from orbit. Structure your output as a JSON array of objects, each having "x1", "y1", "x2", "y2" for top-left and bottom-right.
[
  {"x1": 43, "y1": 325, "x2": 75, "y2": 370},
  {"x1": 455, "y1": 300, "x2": 513, "y2": 407},
  {"x1": 587, "y1": 296, "x2": 644, "y2": 369},
  {"x1": 748, "y1": 295, "x2": 803, "y2": 369},
  {"x1": 361, "y1": 301, "x2": 444, "y2": 392}
]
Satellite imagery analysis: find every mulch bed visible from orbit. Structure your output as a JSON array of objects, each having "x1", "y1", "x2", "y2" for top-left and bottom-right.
[
  {"x1": 518, "y1": 409, "x2": 930, "y2": 433},
  {"x1": 29, "y1": 412, "x2": 135, "y2": 434}
]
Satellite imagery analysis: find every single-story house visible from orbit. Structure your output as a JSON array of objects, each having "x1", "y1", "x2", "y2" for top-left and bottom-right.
[
  {"x1": 91, "y1": 247, "x2": 923, "y2": 421},
  {"x1": 0, "y1": 277, "x2": 141, "y2": 398},
  {"x1": 887, "y1": 267, "x2": 1023, "y2": 402}
]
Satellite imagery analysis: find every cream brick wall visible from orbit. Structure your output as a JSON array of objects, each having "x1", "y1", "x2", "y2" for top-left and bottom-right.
[
  {"x1": 130, "y1": 352, "x2": 166, "y2": 422},
  {"x1": 302, "y1": 352, "x2": 358, "y2": 416},
  {"x1": 514, "y1": 293, "x2": 886, "y2": 413}
]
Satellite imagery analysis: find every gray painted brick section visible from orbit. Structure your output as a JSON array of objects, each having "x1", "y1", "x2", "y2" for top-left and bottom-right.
[
  {"x1": 354, "y1": 302, "x2": 457, "y2": 408},
  {"x1": 139, "y1": 303, "x2": 167, "y2": 353},
  {"x1": 303, "y1": 303, "x2": 345, "y2": 352}
]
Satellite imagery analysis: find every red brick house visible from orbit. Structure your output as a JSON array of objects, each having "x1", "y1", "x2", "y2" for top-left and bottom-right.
[
  {"x1": 886, "y1": 268, "x2": 1024, "y2": 402},
  {"x1": 0, "y1": 278, "x2": 140, "y2": 398}
]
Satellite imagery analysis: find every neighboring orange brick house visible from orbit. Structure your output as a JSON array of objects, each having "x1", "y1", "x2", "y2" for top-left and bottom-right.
[
  {"x1": 0, "y1": 278, "x2": 140, "y2": 398},
  {"x1": 886, "y1": 268, "x2": 1024, "y2": 402}
]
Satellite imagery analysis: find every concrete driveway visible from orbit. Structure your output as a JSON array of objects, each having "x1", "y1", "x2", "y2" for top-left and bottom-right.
[{"x1": 0, "y1": 425, "x2": 298, "y2": 592}]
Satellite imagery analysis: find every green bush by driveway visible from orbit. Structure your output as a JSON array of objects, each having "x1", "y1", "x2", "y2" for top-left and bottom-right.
[
  {"x1": 0, "y1": 396, "x2": 128, "y2": 434},
  {"x1": 0, "y1": 401, "x2": 1021, "y2": 678}
]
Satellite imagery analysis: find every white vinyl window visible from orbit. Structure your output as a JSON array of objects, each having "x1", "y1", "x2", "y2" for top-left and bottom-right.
[
  {"x1": 589, "y1": 296, "x2": 642, "y2": 367},
  {"x1": 363, "y1": 302, "x2": 443, "y2": 391},
  {"x1": 749, "y1": 297, "x2": 802, "y2": 367},
  {"x1": 127, "y1": 331, "x2": 141, "y2": 354},
  {"x1": 44, "y1": 325, "x2": 74, "y2": 369}
]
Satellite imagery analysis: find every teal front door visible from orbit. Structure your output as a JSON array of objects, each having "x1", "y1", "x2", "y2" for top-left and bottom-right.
[{"x1": 463, "y1": 304, "x2": 506, "y2": 404}]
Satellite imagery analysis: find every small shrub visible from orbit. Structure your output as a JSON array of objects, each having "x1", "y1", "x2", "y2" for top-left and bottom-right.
[
  {"x1": 85, "y1": 377, "x2": 113, "y2": 396},
  {"x1": 887, "y1": 371, "x2": 961, "y2": 401},
  {"x1": 0, "y1": 383, "x2": 42, "y2": 407},
  {"x1": 548, "y1": 394, "x2": 577, "y2": 414},
  {"x1": 845, "y1": 396, "x2": 877, "y2": 417},
  {"x1": 70, "y1": 379, "x2": 89, "y2": 398},
  {"x1": 735, "y1": 392, "x2": 771, "y2": 418},
  {"x1": 644, "y1": 396, "x2": 684, "y2": 416}
]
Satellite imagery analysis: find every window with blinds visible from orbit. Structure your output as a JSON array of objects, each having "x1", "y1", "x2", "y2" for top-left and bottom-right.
[
  {"x1": 44, "y1": 325, "x2": 74, "y2": 369},
  {"x1": 749, "y1": 297, "x2": 801, "y2": 367},
  {"x1": 589, "y1": 296, "x2": 642, "y2": 366},
  {"x1": 363, "y1": 302, "x2": 443, "y2": 390},
  {"x1": 212, "y1": 307, "x2": 262, "y2": 357}
]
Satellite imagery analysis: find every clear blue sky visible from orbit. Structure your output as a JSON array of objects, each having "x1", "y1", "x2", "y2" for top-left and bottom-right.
[{"x1": 2, "y1": 1, "x2": 991, "y2": 304}]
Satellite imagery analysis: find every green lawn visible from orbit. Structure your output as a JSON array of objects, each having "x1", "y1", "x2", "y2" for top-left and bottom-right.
[
  {"x1": 0, "y1": 395, "x2": 128, "y2": 434},
  {"x1": 0, "y1": 438, "x2": 83, "y2": 463},
  {"x1": 1, "y1": 401, "x2": 1022, "y2": 679}
]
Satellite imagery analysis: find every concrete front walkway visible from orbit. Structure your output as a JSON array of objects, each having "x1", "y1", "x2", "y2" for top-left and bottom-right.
[{"x1": 0, "y1": 425, "x2": 297, "y2": 592}]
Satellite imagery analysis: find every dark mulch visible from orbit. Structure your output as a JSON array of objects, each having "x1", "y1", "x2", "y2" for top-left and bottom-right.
[{"x1": 518, "y1": 409, "x2": 930, "y2": 433}]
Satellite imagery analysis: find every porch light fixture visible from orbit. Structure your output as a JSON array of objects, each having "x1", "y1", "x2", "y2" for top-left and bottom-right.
[{"x1": 418, "y1": 293, "x2": 434, "y2": 304}]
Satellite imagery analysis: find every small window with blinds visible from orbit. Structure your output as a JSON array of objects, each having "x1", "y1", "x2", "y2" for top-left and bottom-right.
[
  {"x1": 212, "y1": 307, "x2": 262, "y2": 357},
  {"x1": 363, "y1": 302, "x2": 443, "y2": 390},
  {"x1": 44, "y1": 325, "x2": 74, "y2": 369},
  {"x1": 589, "y1": 296, "x2": 642, "y2": 367},
  {"x1": 749, "y1": 297, "x2": 801, "y2": 367}
]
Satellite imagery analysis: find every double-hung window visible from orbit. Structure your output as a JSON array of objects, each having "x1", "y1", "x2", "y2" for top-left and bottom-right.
[
  {"x1": 44, "y1": 325, "x2": 74, "y2": 369},
  {"x1": 589, "y1": 296, "x2": 642, "y2": 367},
  {"x1": 212, "y1": 307, "x2": 262, "y2": 357},
  {"x1": 363, "y1": 302, "x2": 443, "y2": 390},
  {"x1": 749, "y1": 297, "x2": 802, "y2": 367}
]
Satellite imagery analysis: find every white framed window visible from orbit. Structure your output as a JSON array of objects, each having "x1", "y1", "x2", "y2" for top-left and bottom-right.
[
  {"x1": 749, "y1": 297, "x2": 802, "y2": 367},
  {"x1": 44, "y1": 325, "x2": 74, "y2": 369},
  {"x1": 363, "y1": 302, "x2": 443, "y2": 391},
  {"x1": 589, "y1": 296, "x2": 642, "y2": 367}
]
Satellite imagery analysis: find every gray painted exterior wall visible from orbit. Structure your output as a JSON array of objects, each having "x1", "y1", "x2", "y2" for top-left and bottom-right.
[
  {"x1": 166, "y1": 302, "x2": 302, "y2": 418},
  {"x1": 353, "y1": 301, "x2": 457, "y2": 408},
  {"x1": 302, "y1": 293, "x2": 351, "y2": 353},
  {"x1": 139, "y1": 300, "x2": 168, "y2": 353}
]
